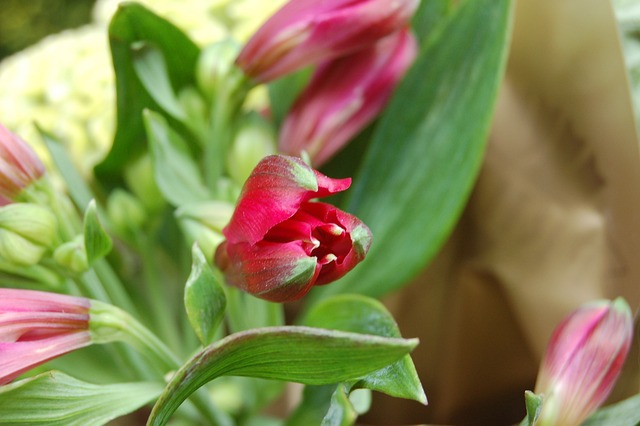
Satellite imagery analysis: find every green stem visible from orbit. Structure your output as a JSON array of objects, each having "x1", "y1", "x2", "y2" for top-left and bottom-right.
[
  {"x1": 90, "y1": 301, "x2": 231, "y2": 426},
  {"x1": 134, "y1": 231, "x2": 183, "y2": 353},
  {"x1": 203, "y1": 76, "x2": 252, "y2": 194},
  {"x1": 92, "y1": 259, "x2": 140, "y2": 317}
]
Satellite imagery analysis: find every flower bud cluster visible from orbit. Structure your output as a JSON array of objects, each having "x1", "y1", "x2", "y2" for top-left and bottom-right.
[
  {"x1": 236, "y1": 0, "x2": 420, "y2": 166},
  {"x1": 0, "y1": 125, "x2": 95, "y2": 279}
]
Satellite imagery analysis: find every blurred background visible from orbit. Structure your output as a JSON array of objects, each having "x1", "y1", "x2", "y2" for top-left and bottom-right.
[{"x1": 0, "y1": 0, "x2": 96, "y2": 60}]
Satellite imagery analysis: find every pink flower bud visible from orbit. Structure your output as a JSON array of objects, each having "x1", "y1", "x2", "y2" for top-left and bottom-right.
[
  {"x1": 0, "y1": 288, "x2": 91, "y2": 385},
  {"x1": 214, "y1": 155, "x2": 372, "y2": 302},
  {"x1": 534, "y1": 298, "x2": 634, "y2": 426},
  {"x1": 236, "y1": 0, "x2": 420, "y2": 82},
  {"x1": 0, "y1": 124, "x2": 45, "y2": 203},
  {"x1": 279, "y1": 28, "x2": 417, "y2": 166}
]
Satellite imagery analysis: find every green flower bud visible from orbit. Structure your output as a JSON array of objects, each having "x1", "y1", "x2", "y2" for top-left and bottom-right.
[
  {"x1": 53, "y1": 235, "x2": 88, "y2": 273},
  {"x1": 175, "y1": 201, "x2": 234, "y2": 259},
  {"x1": 227, "y1": 113, "x2": 276, "y2": 186},
  {"x1": 0, "y1": 203, "x2": 57, "y2": 247},
  {"x1": 0, "y1": 203, "x2": 57, "y2": 265},
  {"x1": 0, "y1": 229, "x2": 47, "y2": 266},
  {"x1": 106, "y1": 189, "x2": 147, "y2": 239},
  {"x1": 124, "y1": 154, "x2": 165, "y2": 213},
  {"x1": 196, "y1": 39, "x2": 243, "y2": 101}
]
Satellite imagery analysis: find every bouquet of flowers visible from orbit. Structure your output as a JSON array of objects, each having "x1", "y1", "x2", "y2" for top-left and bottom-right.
[{"x1": 0, "y1": 0, "x2": 638, "y2": 425}]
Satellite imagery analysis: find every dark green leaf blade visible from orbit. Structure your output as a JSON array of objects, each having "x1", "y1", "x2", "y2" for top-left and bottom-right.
[
  {"x1": 314, "y1": 0, "x2": 513, "y2": 299},
  {"x1": 411, "y1": 0, "x2": 458, "y2": 45},
  {"x1": 184, "y1": 244, "x2": 226, "y2": 346},
  {"x1": 84, "y1": 199, "x2": 113, "y2": 265},
  {"x1": 0, "y1": 371, "x2": 163, "y2": 426},
  {"x1": 95, "y1": 2, "x2": 199, "y2": 183},
  {"x1": 147, "y1": 326, "x2": 418, "y2": 426},
  {"x1": 304, "y1": 294, "x2": 426, "y2": 404}
]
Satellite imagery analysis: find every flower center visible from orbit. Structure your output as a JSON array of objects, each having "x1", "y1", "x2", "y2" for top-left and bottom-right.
[
  {"x1": 310, "y1": 223, "x2": 351, "y2": 265},
  {"x1": 263, "y1": 203, "x2": 352, "y2": 266}
]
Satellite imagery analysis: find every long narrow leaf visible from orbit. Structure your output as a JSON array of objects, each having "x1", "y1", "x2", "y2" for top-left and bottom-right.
[
  {"x1": 96, "y1": 2, "x2": 199, "y2": 184},
  {"x1": 147, "y1": 326, "x2": 418, "y2": 426},
  {"x1": 314, "y1": 0, "x2": 513, "y2": 299},
  {"x1": 0, "y1": 371, "x2": 163, "y2": 426}
]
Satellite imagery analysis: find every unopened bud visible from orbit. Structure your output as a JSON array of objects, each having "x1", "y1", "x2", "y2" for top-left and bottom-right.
[
  {"x1": 534, "y1": 298, "x2": 633, "y2": 426},
  {"x1": 124, "y1": 154, "x2": 165, "y2": 213},
  {"x1": 0, "y1": 203, "x2": 57, "y2": 265},
  {"x1": 196, "y1": 39, "x2": 244, "y2": 101},
  {"x1": 236, "y1": 0, "x2": 420, "y2": 82},
  {"x1": 53, "y1": 235, "x2": 89, "y2": 273},
  {"x1": 0, "y1": 203, "x2": 57, "y2": 247},
  {"x1": 106, "y1": 189, "x2": 147, "y2": 239},
  {"x1": 0, "y1": 123, "x2": 46, "y2": 202}
]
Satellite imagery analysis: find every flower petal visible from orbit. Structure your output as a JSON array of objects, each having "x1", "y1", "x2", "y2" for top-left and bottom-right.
[
  {"x1": 0, "y1": 332, "x2": 91, "y2": 385},
  {"x1": 223, "y1": 155, "x2": 350, "y2": 245},
  {"x1": 217, "y1": 239, "x2": 320, "y2": 302},
  {"x1": 236, "y1": 0, "x2": 419, "y2": 82}
]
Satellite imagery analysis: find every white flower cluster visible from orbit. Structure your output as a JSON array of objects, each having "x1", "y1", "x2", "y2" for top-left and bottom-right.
[{"x1": 0, "y1": 0, "x2": 285, "y2": 176}]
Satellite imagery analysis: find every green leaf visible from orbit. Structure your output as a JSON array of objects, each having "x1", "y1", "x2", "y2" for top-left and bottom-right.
[
  {"x1": 144, "y1": 109, "x2": 211, "y2": 206},
  {"x1": 96, "y1": 2, "x2": 199, "y2": 184},
  {"x1": 0, "y1": 371, "x2": 163, "y2": 426},
  {"x1": 287, "y1": 385, "x2": 336, "y2": 426},
  {"x1": 37, "y1": 127, "x2": 94, "y2": 210},
  {"x1": 313, "y1": 0, "x2": 513, "y2": 299},
  {"x1": 267, "y1": 67, "x2": 312, "y2": 126},
  {"x1": 519, "y1": 391, "x2": 543, "y2": 426},
  {"x1": 581, "y1": 393, "x2": 640, "y2": 426},
  {"x1": 147, "y1": 326, "x2": 418, "y2": 426},
  {"x1": 133, "y1": 43, "x2": 187, "y2": 121},
  {"x1": 83, "y1": 200, "x2": 113, "y2": 266},
  {"x1": 304, "y1": 294, "x2": 426, "y2": 404},
  {"x1": 322, "y1": 383, "x2": 358, "y2": 426},
  {"x1": 412, "y1": 0, "x2": 458, "y2": 44},
  {"x1": 225, "y1": 286, "x2": 284, "y2": 333},
  {"x1": 184, "y1": 244, "x2": 226, "y2": 346}
]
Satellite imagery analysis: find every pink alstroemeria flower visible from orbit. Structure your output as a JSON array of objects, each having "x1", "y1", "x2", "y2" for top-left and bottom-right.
[
  {"x1": 215, "y1": 155, "x2": 372, "y2": 302},
  {"x1": 236, "y1": 0, "x2": 420, "y2": 82},
  {"x1": 534, "y1": 298, "x2": 633, "y2": 426},
  {"x1": 279, "y1": 28, "x2": 417, "y2": 166},
  {"x1": 0, "y1": 124, "x2": 45, "y2": 205},
  {"x1": 0, "y1": 288, "x2": 92, "y2": 385}
]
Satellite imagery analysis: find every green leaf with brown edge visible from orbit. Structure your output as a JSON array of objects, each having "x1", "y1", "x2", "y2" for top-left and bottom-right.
[
  {"x1": 311, "y1": 0, "x2": 513, "y2": 300},
  {"x1": 184, "y1": 243, "x2": 226, "y2": 346},
  {"x1": 95, "y1": 2, "x2": 199, "y2": 185},
  {"x1": 0, "y1": 371, "x2": 163, "y2": 426},
  {"x1": 147, "y1": 326, "x2": 418, "y2": 426},
  {"x1": 304, "y1": 294, "x2": 426, "y2": 404}
]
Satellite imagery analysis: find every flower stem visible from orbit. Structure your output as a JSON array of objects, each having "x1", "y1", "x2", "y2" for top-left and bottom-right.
[{"x1": 89, "y1": 301, "x2": 231, "y2": 425}]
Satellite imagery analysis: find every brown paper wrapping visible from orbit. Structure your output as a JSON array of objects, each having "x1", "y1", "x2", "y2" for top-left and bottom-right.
[{"x1": 362, "y1": 0, "x2": 640, "y2": 424}]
